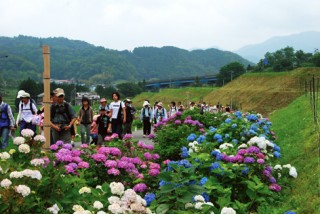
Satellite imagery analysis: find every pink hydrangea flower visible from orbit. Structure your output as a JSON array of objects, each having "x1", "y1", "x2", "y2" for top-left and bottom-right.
[
  {"x1": 148, "y1": 169, "x2": 160, "y2": 176},
  {"x1": 144, "y1": 152, "x2": 153, "y2": 160},
  {"x1": 133, "y1": 183, "x2": 147, "y2": 192},
  {"x1": 105, "y1": 160, "x2": 118, "y2": 168},
  {"x1": 78, "y1": 161, "x2": 90, "y2": 169},
  {"x1": 107, "y1": 168, "x2": 120, "y2": 176}
]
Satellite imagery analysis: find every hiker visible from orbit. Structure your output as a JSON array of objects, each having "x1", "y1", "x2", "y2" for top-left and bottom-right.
[
  {"x1": 95, "y1": 106, "x2": 111, "y2": 145},
  {"x1": 78, "y1": 97, "x2": 93, "y2": 144},
  {"x1": 16, "y1": 92, "x2": 37, "y2": 135},
  {"x1": 140, "y1": 101, "x2": 153, "y2": 137},
  {"x1": 50, "y1": 88, "x2": 77, "y2": 144},
  {"x1": 90, "y1": 114, "x2": 99, "y2": 145},
  {"x1": 168, "y1": 101, "x2": 178, "y2": 117},
  {"x1": 99, "y1": 98, "x2": 110, "y2": 116},
  {"x1": 123, "y1": 99, "x2": 136, "y2": 135},
  {"x1": 154, "y1": 102, "x2": 167, "y2": 124},
  {"x1": 109, "y1": 92, "x2": 126, "y2": 138},
  {"x1": 152, "y1": 101, "x2": 159, "y2": 124},
  {"x1": 189, "y1": 102, "x2": 196, "y2": 110},
  {"x1": 0, "y1": 94, "x2": 15, "y2": 150}
]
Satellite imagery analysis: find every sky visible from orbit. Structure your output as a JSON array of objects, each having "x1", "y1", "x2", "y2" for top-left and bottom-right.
[{"x1": 1, "y1": 0, "x2": 320, "y2": 51}]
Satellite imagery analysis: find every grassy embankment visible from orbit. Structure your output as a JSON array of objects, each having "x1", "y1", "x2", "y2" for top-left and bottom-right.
[{"x1": 268, "y1": 95, "x2": 320, "y2": 213}]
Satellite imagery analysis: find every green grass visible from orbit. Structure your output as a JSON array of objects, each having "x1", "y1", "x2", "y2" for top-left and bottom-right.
[{"x1": 269, "y1": 95, "x2": 320, "y2": 213}]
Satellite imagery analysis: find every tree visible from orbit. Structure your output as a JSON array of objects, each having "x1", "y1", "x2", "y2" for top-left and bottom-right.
[
  {"x1": 217, "y1": 62, "x2": 245, "y2": 86},
  {"x1": 117, "y1": 82, "x2": 143, "y2": 98},
  {"x1": 18, "y1": 78, "x2": 42, "y2": 100},
  {"x1": 312, "y1": 52, "x2": 320, "y2": 67}
]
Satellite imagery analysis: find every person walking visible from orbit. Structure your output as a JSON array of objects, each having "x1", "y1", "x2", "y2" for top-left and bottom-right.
[
  {"x1": 123, "y1": 99, "x2": 135, "y2": 135},
  {"x1": 168, "y1": 101, "x2": 178, "y2": 117},
  {"x1": 0, "y1": 94, "x2": 15, "y2": 150},
  {"x1": 95, "y1": 106, "x2": 111, "y2": 145},
  {"x1": 109, "y1": 92, "x2": 126, "y2": 138},
  {"x1": 140, "y1": 101, "x2": 153, "y2": 137},
  {"x1": 16, "y1": 92, "x2": 37, "y2": 135},
  {"x1": 78, "y1": 97, "x2": 93, "y2": 144},
  {"x1": 154, "y1": 102, "x2": 167, "y2": 124},
  {"x1": 50, "y1": 88, "x2": 77, "y2": 144}
]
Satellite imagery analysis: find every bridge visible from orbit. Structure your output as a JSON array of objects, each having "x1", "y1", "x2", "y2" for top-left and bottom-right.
[{"x1": 145, "y1": 75, "x2": 218, "y2": 90}]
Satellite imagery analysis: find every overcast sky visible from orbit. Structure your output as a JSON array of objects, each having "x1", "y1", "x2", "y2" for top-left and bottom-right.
[{"x1": 1, "y1": 0, "x2": 319, "y2": 51}]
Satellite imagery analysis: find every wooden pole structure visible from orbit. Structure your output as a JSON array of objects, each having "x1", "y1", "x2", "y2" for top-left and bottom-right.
[{"x1": 42, "y1": 46, "x2": 51, "y2": 148}]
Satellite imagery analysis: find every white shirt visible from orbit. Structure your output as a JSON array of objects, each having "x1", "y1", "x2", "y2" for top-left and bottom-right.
[
  {"x1": 109, "y1": 101, "x2": 125, "y2": 119},
  {"x1": 19, "y1": 100, "x2": 37, "y2": 123}
]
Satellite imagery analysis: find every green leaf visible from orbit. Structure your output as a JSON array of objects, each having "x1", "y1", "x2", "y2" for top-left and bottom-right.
[{"x1": 156, "y1": 204, "x2": 170, "y2": 214}]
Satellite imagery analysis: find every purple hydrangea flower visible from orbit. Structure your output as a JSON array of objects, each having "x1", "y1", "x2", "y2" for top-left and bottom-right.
[
  {"x1": 269, "y1": 183, "x2": 282, "y2": 192},
  {"x1": 244, "y1": 157, "x2": 255, "y2": 163},
  {"x1": 133, "y1": 183, "x2": 147, "y2": 192},
  {"x1": 107, "y1": 168, "x2": 120, "y2": 176},
  {"x1": 78, "y1": 161, "x2": 90, "y2": 169}
]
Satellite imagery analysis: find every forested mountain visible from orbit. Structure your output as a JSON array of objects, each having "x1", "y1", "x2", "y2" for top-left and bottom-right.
[{"x1": 0, "y1": 35, "x2": 251, "y2": 83}]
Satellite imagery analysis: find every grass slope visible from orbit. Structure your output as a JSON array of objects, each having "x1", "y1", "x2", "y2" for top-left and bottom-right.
[
  {"x1": 132, "y1": 87, "x2": 217, "y2": 107},
  {"x1": 269, "y1": 95, "x2": 320, "y2": 213},
  {"x1": 204, "y1": 68, "x2": 320, "y2": 115}
]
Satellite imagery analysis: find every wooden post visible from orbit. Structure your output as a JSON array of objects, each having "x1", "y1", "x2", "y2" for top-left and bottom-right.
[{"x1": 42, "y1": 46, "x2": 51, "y2": 148}]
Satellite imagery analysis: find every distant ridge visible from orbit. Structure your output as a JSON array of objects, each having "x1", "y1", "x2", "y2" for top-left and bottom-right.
[
  {"x1": 236, "y1": 31, "x2": 320, "y2": 63},
  {"x1": 0, "y1": 35, "x2": 251, "y2": 83}
]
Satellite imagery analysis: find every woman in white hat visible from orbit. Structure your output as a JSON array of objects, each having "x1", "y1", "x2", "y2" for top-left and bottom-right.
[
  {"x1": 17, "y1": 92, "x2": 37, "y2": 135},
  {"x1": 140, "y1": 100, "x2": 153, "y2": 137},
  {"x1": 154, "y1": 102, "x2": 167, "y2": 124}
]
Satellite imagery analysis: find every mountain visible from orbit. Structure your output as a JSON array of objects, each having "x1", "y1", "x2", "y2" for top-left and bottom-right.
[
  {"x1": 0, "y1": 35, "x2": 251, "y2": 83},
  {"x1": 236, "y1": 31, "x2": 320, "y2": 63}
]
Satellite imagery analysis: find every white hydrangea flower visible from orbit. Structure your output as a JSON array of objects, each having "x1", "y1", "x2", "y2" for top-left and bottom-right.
[
  {"x1": 34, "y1": 135, "x2": 46, "y2": 143},
  {"x1": 18, "y1": 144, "x2": 30, "y2": 154},
  {"x1": 185, "y1": 202, "x2": 194, "y2": 209},
  {"x1": 219, "y1": 143, "x2": 234, "y2": 150},
  {"x1": 283, "y1": 164, "x2": 292, "y2": 169},
  {"x1": 274, "y1": 165, "x2": 282, "y2": 170},
  {"x1": 0, "y1": 166, "x2": 2, "y2": 173},
  {"x1": 97, "y1": 211, "x2": 107, "y2": 214},
  {"x1": 130, "y1": 202, "x2": 146, "y2": 212},
  {"x1": 79, "y1": 187, "x2": 91, "y2": 194},
  {"x1": 221, "y1": 207, "x2": 236, "y2": 214},
  {"x1": 123, "y1": 189, "x2": 137, "y2": 202},
  {"x1": 16, "y1": 185, "x2": 31, "y2": 197},
  {"x1": 108, "y1": 196, "x2": 121, "y2": 204},
  {"x1": 13, "y1": 137, "x2": 25, "y2": 145},
  {"x1": 10, "y1": 171, "x2": 23, "y2": 179},
  {"x1": 238, "y1": 144, "x2": 248, "y2": 149},
  {"x1": 21, "y1": 129, "x2": 34, "y2": 138},
  {"x1": 188, "y1": 148, "x2": 194, "y2": 154},
  {"x1": 9, "y1": 149, "x2": 16, "y2": 155},
  {"x1": 194, "y1": 195, "x2": 205, "y2": 202},
  {"x1": 1, "y1": 178, "x2": 12, "y2": 189},
  {"x1": 22, "y1": 169, "x2": 42, "y2": 180},
  {"x1": 136, "y1": 195, "x2": 147, "y2": 206},
  {"x1": 278, "y1": 173, "x2": 281, "y2": 178},
  {"x1": 47, "y1": 204, "x2": 60, "y2": 214},
  {"x1": 110, "y1": 182, "x2": 125, "y2": 196},
  {"x1": 205, "y1": 202, "x2": 214, "y2": 207},
  {"x1": 289, "y1": 167, "x2": 298, "y2": 178},
  {"x1": 72, "y1": 205, "x2": 84, "y2": 212},
  {"x1": 96, "y1": 185, "x2": 102, "y2": 190},
  {"x1": 31, "y1": 158, "x2": 45, "y2": 166},
  {"x1": 108, "y1": 203, "x2": 123, "y2": 214},
  {"x1": 145, "y1": 208, "x2": 153, "y2": 214},
  {"x1": 93, "y1": 201, "x2": 104, "y2": 210},
  {"x1": 0, "y1": 152, "x2": 10, "y2": 160},
  {"x1": 194, "y1": 202, "x2": 203, "y2": 210},
  {"x1": 74, "y1": 210, "x2": 91, "y2": 214}
]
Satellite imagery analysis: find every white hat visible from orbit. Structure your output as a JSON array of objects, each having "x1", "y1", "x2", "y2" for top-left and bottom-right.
[
  {"x1": 55, "y1": 88, "x2": 65, "y2": 97},
  {"x1": 20, "y1": 92, "x2": 30, "y2": 98},
  {"x1": 143, "y1": 101, "x2": 149, "y2": 107},
  {"x1": 157, "y1": 102, "x2": 163, "y2": 107},
  {"x1": 17, "y1": 90, "x2": 26, "y2": 98}
]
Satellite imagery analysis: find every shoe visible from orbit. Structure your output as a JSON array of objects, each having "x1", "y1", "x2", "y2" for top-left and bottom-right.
[
  {"x1": 143, "y1": 135, "x2": 146, "y2": 138},
  {"x1": 71, "y1": 141, "x2": 75, "y2": 147}
]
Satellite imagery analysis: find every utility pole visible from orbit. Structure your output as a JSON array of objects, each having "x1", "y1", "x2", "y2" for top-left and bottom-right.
[{"x1": 42, "y1": 46, "x2": 51, "y2": 149}]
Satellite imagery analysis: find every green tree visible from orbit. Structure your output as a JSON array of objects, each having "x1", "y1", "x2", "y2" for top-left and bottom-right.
[
  {"x1": 18, "y1": 78, "x2": 42, "y2": 100},
  {"x1": 217, "y1": 62, "x2": 245, "y2": 86},
  {"x1": 312, "y1": 52, "x2": 320, "y2": 67},
  {"x1": 117, "y1": 82, "x2": 143, "y2": 98}
]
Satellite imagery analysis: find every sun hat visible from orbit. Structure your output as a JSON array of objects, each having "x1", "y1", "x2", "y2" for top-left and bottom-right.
[
  {"x1": 100, "y1": 98, "x2": 107, "y2": 103},
  {"x1": 143, "y1": 101, "x2": 149, "y2": 107},
  {"x1": 20, "y1": 92, "x2": 30, "y2": 98},
  {"x1": 125, "y1": 98, "x2": 132, "y2": 103},
  {"x1": 54, "y1": 88, "x2": 65, "y2": 97},
  {"x1": 157, "y1": 102, "x2": 163, "y2": 107},
  {"x1": 17, "y1": 90, "x2": 26, "y2": 98}
]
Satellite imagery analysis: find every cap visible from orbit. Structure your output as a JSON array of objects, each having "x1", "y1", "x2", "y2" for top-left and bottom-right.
[
  {"x1": 17, "y1": 90, "x2": 26, "y2": 98},
  {"x1": 100, "y1": 98, "x2": 107, "y2": 103},
  {"x1": 125, "y1": 98, "x2": 132, "y2": 103},
  {"x1": 55, "y1": 88, "x2": 65, "y2": 97},
  {"x1": 143, "y1": 101, "x2": 149, "y2": 107},
  {"x1": 20, "y1": 92, "x2": 30, "y2": 98}
]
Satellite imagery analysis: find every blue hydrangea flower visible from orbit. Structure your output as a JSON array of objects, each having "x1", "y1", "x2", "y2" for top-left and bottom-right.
[
  {"x1": 241, "y1": 166, "x2": 249, "y2": 175},
  {"x1": 274, "y1": 144, "x2": 281, "y2": 152},
  {"x1": 225, "y1": 134, "x2": 230, "y2": 139},
  {"x1": 250, "y1": 124, "x2": 258, "y2": 131},
  {"x1": 210, "y1": 162, "x2": 220, "y2": 170},
  {"x1": 211, "y1": 150, "x2": 219, "y2": 157},
  {"x1": 273, "y1": 151, "x2": 281, "y2": 158},
  {"x1": 181, "y1": 147, "x2": 189, "y2": 158},
  {"x1": 232, "y1": 139, "x2": 238, "y2": 144},
  {"x1": 214, "y1": 133, "x2": 222, "y2": 140},
  {"x1": 231, "y1": 123, "x2": 237, "y2": 128},
  {"x1": 199, "y1": 177, "x2": 208, "y2": 186},
  {"x1": 216, "y1": 152, "x2": 224, "y2": 161},
  {"x1": 159, "y1": 180, "x2": 166, "y2": 187},
  {"x1": 197, "y1": 135, "x2": 206, "y2": 144},
  {"x1": 247, "y1": 114, "x2": 258, "y2": 121},
  {"x1": 235, "y1": 111, "x2": 242, "y2": 118},
  {"x1": 178, "y1": 159, "x2": 192, "y2": 168},
  {"x1": 202, "y1": 192, "x2": 210, "y2": 202},
  {"x1": 284, "y1": 211, "x2": 296, "y2": 214},
  {"x1": 187, "y1": 133, "x2": 197, "y2": 142},
  {"x1": 144, "y1": 193, "x2": 156, "y2": 206},
  {"x1": 209, "y1": 127, "x2": 217, "y2": 133},
  {"x1": 225, "y1": 118, "x2": 232, "y2": 123},
  {"x1": 249, "y1": 129, "x2": 258, "y2": 136}
]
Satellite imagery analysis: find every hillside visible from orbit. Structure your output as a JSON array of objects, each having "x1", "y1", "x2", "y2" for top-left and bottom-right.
[
  {"x1": 0, "y1": 35, "x2": 251, "y2": 83},
  {"x1": 132, "y1": 87, "x2": 216, "y2": 108},
  {"x1": 236, "y1": 31, "x2": 320, "y2": 63},
  {"x1": 204, "y1": 68, "x2": 320, "y2": 115}
]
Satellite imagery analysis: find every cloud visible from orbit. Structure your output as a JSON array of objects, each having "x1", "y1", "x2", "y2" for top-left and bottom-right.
[{"x1": 0, "y1": 0, "x2": 319, "y2": 50}]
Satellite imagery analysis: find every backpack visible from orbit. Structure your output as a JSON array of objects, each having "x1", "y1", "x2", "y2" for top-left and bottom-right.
[
  {"x1": 116, "y1": 102, "x2": 123, "y2": 122},
  {"x1": 0, "y1": 103, "x2": 10, "y2": 127},
  {"x1": 156, "y1": 108, "x2": 165, "y2": 118},
  {"x1": 21, "y1": 100, "x2": 36, "y2": 115},
  {"x1": 142, "y1": 107, "x2": 151, "y2": 119},
  {"x1": 51, "y1": 102, "x2": 71, "y2": 124}
]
